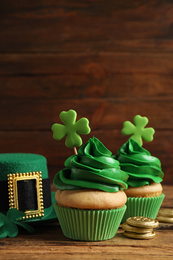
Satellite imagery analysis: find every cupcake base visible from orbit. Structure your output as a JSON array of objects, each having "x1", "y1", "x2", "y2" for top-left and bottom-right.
[
  {"x1": 54, "y1": 203, "x2": 126, "y2": 241},
  {"x1": 122, "y1": 193, "x2": 165, "y2": 223}
]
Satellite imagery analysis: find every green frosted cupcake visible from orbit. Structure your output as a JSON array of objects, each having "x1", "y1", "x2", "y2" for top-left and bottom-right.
[
  {"x1": 116, "y1": 115, "x2": 164, "y2": 223},
  {"x1": 53, "y1": 137, "x2": 128, "y2": 241}
]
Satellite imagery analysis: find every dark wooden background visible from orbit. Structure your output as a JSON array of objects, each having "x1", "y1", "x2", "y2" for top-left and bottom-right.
[{"x1": 0, "y1": 0, "x2": 173, "y2": 185}]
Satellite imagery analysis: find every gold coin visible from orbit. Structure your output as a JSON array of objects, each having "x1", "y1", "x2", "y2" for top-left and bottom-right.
[
  {"x1": 156, "y1": 215, "x2": 173, "y2": 223},
  {"x1": 123, "y1": 231, "x2": 155, "y2": 240},
  {"x1": 157, "y1": 208, "x2": 173, "y2": 218},
  {"x1": 122, "y1": 222, "x2": 153, "y2": 234},
  {"x1": 126, "y1": 216, "x2": 159, "y2": 228}
]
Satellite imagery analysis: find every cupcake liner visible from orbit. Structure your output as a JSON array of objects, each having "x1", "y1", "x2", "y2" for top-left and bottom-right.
[
  {"x1": 54, "y1": 203, "x2": 126, "y2": 241},
  {"x1": 122, "y1": 193, "x2": 165, "y2": 223}
]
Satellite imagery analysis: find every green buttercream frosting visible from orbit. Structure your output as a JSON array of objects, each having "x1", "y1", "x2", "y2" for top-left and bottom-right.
[
  {"x1": 53, "y1": 137, "x2": 128, "y2": 192},
  {"x1": 116, "y1": 139, "x2": 164, "y2": 187}
]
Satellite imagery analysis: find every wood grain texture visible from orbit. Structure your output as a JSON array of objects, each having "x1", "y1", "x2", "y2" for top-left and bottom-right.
[
  {"x1": 0, "y1": 185, "x2": 172, "y2": 260},
  {"x1": 0, "y1": 52, "x2": 173, "y2": 99},
  {"x1": 0, "y1": 0, "x2": 173, "y2": 183},
  {"x1": 1, "y1": 74, "x2": 173, "y2": 99},
  {"x1": 1, "y1": 53, "x2": 173, "y2": 76},
  {"x1": 0, "y1": 97, "x2": 173, "y2": 130},
  {"x1": 1, "y1": 0, "x2": 173, "y2": 52}
]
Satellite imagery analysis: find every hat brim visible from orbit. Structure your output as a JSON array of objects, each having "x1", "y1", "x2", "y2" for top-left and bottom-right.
[{"x1": 24, "y1": 192, "x2": 57, "y2": 223}]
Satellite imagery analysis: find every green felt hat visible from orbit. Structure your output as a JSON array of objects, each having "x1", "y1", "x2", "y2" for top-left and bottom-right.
[{"x1": 0, "y1": 153, "x2": 57, "y2": 223}]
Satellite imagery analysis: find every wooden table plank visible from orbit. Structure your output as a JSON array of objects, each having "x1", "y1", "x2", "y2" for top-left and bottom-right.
[
  {"x1": 1, "y1": 0, "x2": 173, "y2": 52},
  {"x1": 0, "y1": 185, "x2": 172, "y2": 259},
  {"x1": 0, "y1": 98, "x2": 173, "y2": 130},
  {"x1": 1, "y1": 75, "x2": 173, "y2": 100},
  {"x1": 1, "y1": 53, "x2": 173, "y2": 76}
]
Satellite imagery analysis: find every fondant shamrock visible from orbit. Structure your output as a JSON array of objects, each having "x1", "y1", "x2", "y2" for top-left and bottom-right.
[
  {"x1": 51, "y1": 109, "x2": 91, "y2": 148},
  {"x1": 121, "y1": 115, "x2": 155, "y2": 146},
  {"x1": 0, "y1": 208, "x2": 34, "y2": 238}
]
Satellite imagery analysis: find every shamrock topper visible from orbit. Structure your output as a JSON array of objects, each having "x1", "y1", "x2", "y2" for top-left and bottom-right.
[
  {"x1": 51, "y1": 109, "x2": 91, "y2": 153},
  {"x1": 0, "y1": 208, "x2": 35, "y2": 238},
  {"x1": 121, "y1": 115, "x2": 155, "y2": 146}
]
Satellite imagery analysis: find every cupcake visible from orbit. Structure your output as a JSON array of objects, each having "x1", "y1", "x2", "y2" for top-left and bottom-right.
[
  {"x1": 53, "y1": 137, "x2": 128, "y2": 241},
  {"x1": 116, "y1": 115, "x2": 165, "y2": 222}
]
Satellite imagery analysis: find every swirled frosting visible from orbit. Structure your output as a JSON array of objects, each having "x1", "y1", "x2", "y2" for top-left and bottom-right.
[
  {"x1": 53, "y1": 137, "x2": 128, "y2": 192},
  {"x1": 116, "y1": 139, "x2": 164, "y2": 187}
]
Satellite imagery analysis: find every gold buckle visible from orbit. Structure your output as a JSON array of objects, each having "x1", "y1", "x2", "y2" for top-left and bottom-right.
[{"x1": 8, "y1": 171, "x2": 44, "y2": 220}]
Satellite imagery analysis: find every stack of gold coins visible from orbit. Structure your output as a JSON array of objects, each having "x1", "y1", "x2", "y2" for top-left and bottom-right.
[
  {"x1": 122, "y1": 216, "x2": 159, "y2": 240},
  {"x1": 156, "y1": 208, "x2": 173, "y2": 223}
]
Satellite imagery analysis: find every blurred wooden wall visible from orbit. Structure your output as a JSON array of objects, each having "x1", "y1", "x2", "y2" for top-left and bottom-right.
[{"x1": 0, "y1": 1, "x2": 173, "y2": 184}]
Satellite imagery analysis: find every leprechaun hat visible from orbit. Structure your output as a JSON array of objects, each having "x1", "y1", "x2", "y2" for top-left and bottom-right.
[{"x1": 0, "y1": 153, "x2": 56, "y2": 223}]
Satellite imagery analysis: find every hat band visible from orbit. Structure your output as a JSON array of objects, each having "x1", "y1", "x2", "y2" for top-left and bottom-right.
[{"x1": 0, "y1": 177, "x2": 52, "y2": 215}]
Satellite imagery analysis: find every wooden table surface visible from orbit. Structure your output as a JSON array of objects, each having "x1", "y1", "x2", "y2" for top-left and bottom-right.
[{"x1": 0, "y1": 185, "x2": 172, "y2": 260}]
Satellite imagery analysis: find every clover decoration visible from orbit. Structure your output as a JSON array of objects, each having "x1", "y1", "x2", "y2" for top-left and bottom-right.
[
  {"x1": 121, "y1": 115, "x2": 155, "y2": 146},
  {"x1": 51, "y1": 109, "x2": 91, "y2": 154},
  {"x1": 0, "y1": 208, "x2": 35, "y2": 238}
]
